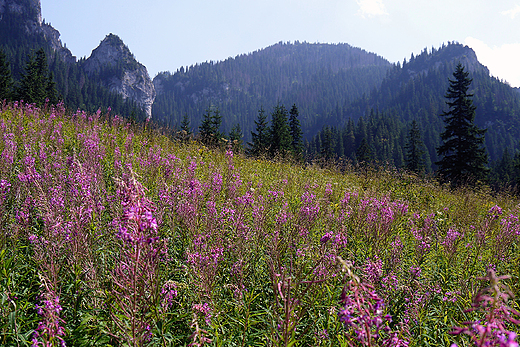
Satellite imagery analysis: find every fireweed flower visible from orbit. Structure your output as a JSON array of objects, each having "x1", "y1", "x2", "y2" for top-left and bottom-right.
[
  {"x1": 32, "y1": 292, "x2": 66, "y2": 347},
  {"x1": 450, "y1": 269, "x2": 520, "y2": 347},
  {"x1": 193, "y1": 302, "x2": 213, "y2": 326},
  {"x1": 488, "y1": 205, "x2": 503, "y2": 220},
  {"x1": 337, "y1": 258, "x2": 409, "y2": 346},
  {"x1": 110, "y1": 173, "x2": 164, "y2": 345},
  {"x1": 442, "y1": 228, "x2": 464, "y2": 259}
]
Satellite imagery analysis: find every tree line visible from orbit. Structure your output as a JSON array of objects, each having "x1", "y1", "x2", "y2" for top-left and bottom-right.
[{"x1": 176, "y1": 64, "x2": 520, "y2": 190}]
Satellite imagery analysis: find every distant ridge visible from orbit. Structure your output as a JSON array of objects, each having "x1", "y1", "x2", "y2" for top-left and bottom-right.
[{"x1": 152, "y1": 41, "x2": 393, "y2": 137}]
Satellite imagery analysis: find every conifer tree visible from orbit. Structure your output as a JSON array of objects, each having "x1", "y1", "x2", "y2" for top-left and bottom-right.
[
  {"x1": 199, "y1": 106, "x2": 222, "y2": 146},
  {"x1": 289, "y1": 104, "x2": 303, "y2": 160},
  {"x1": 0, "y1": 49, "x2": 13, "y2": 101},
  {"x1": 320, "y1": 126, "x2": 335, "y2": 161},
  {"x1": 45, "y1": 71, "x2": 58, "y2": 105},
  {"x1": 16, "y1": 48, "x2": 58, "y2": 105},
  {"x1": 356, "y1": 138, "x2": 373, "y2": 163},
  {"x1": 180, "y1": 113, "x2": 191, "y2": 134},
  {"x1": 436, "y1": 63, "x2": 488, "y2": 185},
  {"x1": 228, "y1": 122, "x2": 243, "y2": 149},
  {"x1": 269, "y1": 104, "x2": 292, "y2": 156},
  {"x1": 247, "y1": 107, "x2": 270, "y2": 156},
  {"x1": 405, "y1": 119, "x2": 426, "y2": 173}
]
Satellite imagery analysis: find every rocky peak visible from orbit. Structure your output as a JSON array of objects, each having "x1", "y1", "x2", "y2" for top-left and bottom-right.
[
  {"x1": 84, "y1": 34, "x2": 156, "y2": 119},
  {"x1": 0, "y1": 0, "x2": 74, "y2": 63},
  {"x1": 401, "y1": 42, "x2": 489, "y2": 81}
]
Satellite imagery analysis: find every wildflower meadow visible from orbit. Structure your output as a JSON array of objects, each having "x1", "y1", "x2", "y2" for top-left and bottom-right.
[{"x1": 0, "y1": 101, "x2": 519, "y2": 346}]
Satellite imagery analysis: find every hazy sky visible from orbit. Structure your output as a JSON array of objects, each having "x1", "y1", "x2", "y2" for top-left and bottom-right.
[{"x1": 42, "y1": 0, "x2": 520, "y2": 87}]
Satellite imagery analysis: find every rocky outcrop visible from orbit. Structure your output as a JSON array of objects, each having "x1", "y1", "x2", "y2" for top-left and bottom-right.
[
  {"x1": 0, "y1": 0, "x2": 75, "y2": 63},
  {"x1": 0, "y1": 0, "x2": 41, "y2": 24},
  {"x1": 84, "y1": 34, "x2": 156, "y2": 119}
]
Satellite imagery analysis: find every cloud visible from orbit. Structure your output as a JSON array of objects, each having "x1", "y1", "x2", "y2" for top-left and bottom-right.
[
  {"x1": 356, "y1": 0, "x2": 388, "y2": 18},
  {"x1": 501, "y1": 4, "x2": 520, "y2": 19},
  {"x1": 465, "y1": 37, "x2": 520, "y2": 88}
]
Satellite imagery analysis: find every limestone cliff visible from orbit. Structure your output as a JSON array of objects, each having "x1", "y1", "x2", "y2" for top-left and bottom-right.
[{"x1": 83, "y1": 34, "x2": 155, "y2": 119}]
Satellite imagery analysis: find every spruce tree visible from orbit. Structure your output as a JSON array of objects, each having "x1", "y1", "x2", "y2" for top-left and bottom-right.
[
  {"x1": 405, "y1": 119, "x2": 426, "y2": 173},
  {"x1": 247, "y1": 107, "x2": 270, "y2": 156},
  {"x1": 199, "y1": 106, "x2": 222, "y2": 146},
  {"x1": 356, "y1": 138, "x2": 373, "y2": 164},
  {"x1": 228, "y1": 123, "x2": 243, "y2": 151},
  {"x1": 178, "y1": 113, "x2": 191, "y2": 142},
  {"x1": 289, "y1": 104, "x2": 303, "y2": 159},
  {"x1": 0, "y1": 49, "x2": 13, "y2": 101},
  {"x1": 45, "y1": 71, "x2": 58, "y2": 104},
  {"x1": 180, "y1": 113, "x2": 191, "y2": 134},
  {"x1": 436, "y1": 63, "x2": 488, "y2": 185},
  {"x1": 269, "y1": 105, "x2": 292, "y2": 156},
  {"x1": 17, "y1": 48, "x2": 57, "y2": 105},
  {"x1": 320, "y1": 126, "x2": 335, "y2": 160}
]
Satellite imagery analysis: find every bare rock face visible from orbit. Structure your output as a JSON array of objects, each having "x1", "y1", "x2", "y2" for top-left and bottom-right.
[{"x1": 84, "y1": 34, "x2": 156, "y2": 119}]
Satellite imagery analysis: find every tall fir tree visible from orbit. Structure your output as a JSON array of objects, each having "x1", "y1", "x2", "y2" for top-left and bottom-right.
[
  {"x1": 319, "y1": 126, "x2": 335, "y2": 160},
  {"x1": 247, "y1": 107, "x2": 270, "y2": 156},
  {"x1": 405, "y1": 119, "x2": 426, "y2": 173},
  {"x1": 269, "y1": 104, "x2": 292, "y2": 156},
  {"x1": 199, "y1": 106, "x2": 223, "y2": 146},
  {"x1": 356, "y1": 138, "x2": 373, "y2": 164},
  {"x1": 289, "y1": 104, "x2": 304, "y2": 160},
  {"x1": 228, "y1": 123, "x2": 243, "y2": 151},
  {"x1": 0, "y1": 49, "x2": 13, "y2": 101},
  {"x1": 436, "y1": 63, "x2": 488, "y2": 185},
  {"x1": 17, "y1": 48, "x2": 57, "y2": 105},
  {"x1": 180, "y1": 113, "x2": 191, "y2": 134}
]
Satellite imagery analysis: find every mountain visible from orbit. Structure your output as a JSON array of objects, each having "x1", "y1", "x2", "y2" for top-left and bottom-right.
[
  {"x1": 0, "y1": 0, "x2": 151, "y2": 119},
  {"x1": 308, "y1": 42, "x2": 520, "y2": 172},
  {"x1": 83, "y1": 34, "x2": 155, "y2": 118},
  {"x1": 152, "y1": 41, "x2": 392, "y2": 139},
  {"x1": 0, "y1": 0, "x2": 74, "y2": 76}
]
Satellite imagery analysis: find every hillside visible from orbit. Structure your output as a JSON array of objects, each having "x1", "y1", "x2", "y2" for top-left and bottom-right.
[
  {"x1": 1, "y1": 103, "x2": 519, "y2": 345},
  {"x1": 152, "y1": 41, "x2": 392, "y2": 138},
  {"x1": 308, "y1": 43, "x2": 520, "y2": 172}
]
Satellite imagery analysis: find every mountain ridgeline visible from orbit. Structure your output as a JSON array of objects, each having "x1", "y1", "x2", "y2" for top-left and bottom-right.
[
  {"x1": 152, "y1": 42, "x2": 392, "y2": 138},
  {"x1": 309, "y1": 43, "x2": 520, "y2": 174}
]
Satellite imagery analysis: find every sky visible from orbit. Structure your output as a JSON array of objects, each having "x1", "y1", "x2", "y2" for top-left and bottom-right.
[{"x1": 41, "y1": 0, "x2": 520, "y2": 87}]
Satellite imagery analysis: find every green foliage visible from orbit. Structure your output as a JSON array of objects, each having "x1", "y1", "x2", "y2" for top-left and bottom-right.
[
  {"x1": 16, "y1": 48, "x2": 57, "y2": 106},
  {"x1": 247, "y1": 107, "x2": 270, "y2": 157},
  {"x1": 0, "y1": 49, "x2": 13, "y2": 101},
  {"x1": 436, "y1": 63, "x2": 489, "y2": 186},
  {"x1": 356, "y1": 137, "x2": 373, "y2": 163},
  {"x1": 405, "y1": 120, "x2": 427, "y2": 173},
  {"x1": 289, "y1": 104, "x2": 303, "y2": 160},
  {"x1": 199, "y1": 106, "x2": 223, "y2": 146},
  {"x1": 228, "y1": 122, "x2": 243, "y2": 150},
  {"x1": 269, "y1": 104, "x2": 292, "y2": 156}
]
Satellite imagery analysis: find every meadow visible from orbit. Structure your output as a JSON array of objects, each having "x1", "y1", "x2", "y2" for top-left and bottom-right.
[{"x1": 0, "y1": 101, "x2": 519, "y2": 346}]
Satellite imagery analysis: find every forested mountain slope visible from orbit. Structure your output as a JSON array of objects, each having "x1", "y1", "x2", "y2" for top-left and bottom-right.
[
  {"x1": 152, "y1": 41, "x2": 392, "y2": 139},
  {"x1": 309, "y1": 42, "x2": 520, "y2": 171}
]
